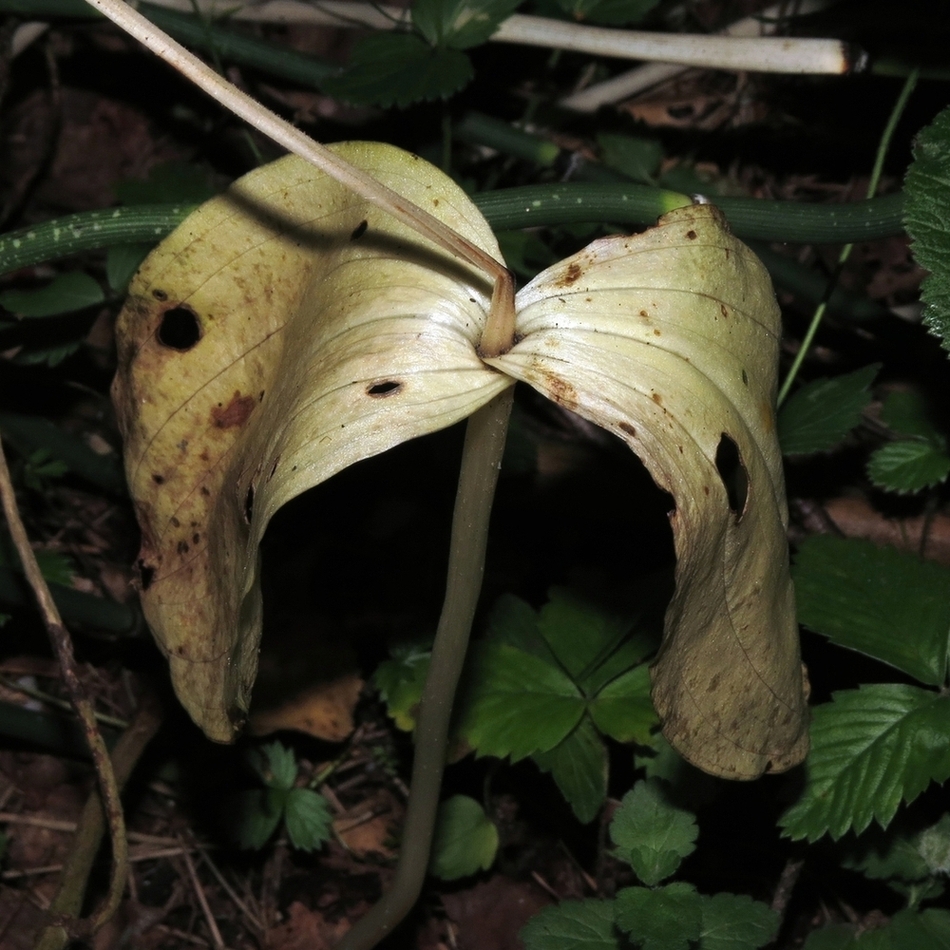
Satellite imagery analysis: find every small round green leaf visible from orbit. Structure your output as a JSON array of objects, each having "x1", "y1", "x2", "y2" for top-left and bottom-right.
[{"x1": 429, "y1": 794, "x2": 498, "y2": 880}]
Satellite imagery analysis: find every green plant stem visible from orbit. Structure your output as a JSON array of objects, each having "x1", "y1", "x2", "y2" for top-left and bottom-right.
[
  {"x1": 777, "y1": 69, "x2": 919, "y2": 405},
  {"x1": 336, "y1": 387, "x2": 514, "y2": 950},
  {"x1": 0, "y1": 189, "x2": 907, "y2": 279}
]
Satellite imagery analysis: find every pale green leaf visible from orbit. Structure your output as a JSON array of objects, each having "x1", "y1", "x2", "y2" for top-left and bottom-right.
[
  {"x1": 533, "y1": 717, "x2": 607, "y2": 823},
  {"x1": 698, "y1": 893, "x2": 778, "y2": 950},
  {"x1": 413, "y1": 0, "x2": 521, "y2": 48},
  {"x1": 588, "y1": 663, "x2": 657, "y2": 745},
  {"x1": 0, "y1": 271, "x2": 103, "y2": 317},
  {"x1": 520, "y1": 899, "x2": 620, "y2": 950},
  {"x1": 867, "y1": 440, "x2": 950, "y2": 494},
  {"x1": 793, "y1": 535, "x2": 950, "y2": 685},
  {"x1": 429, "y1": 794, "x2": 499, "y2": 879},
  {"x1": 917, "y1": 814, "x2": 950, "y2": 876},
  {"x1": 838, "y1": 822, "x2": 933, "y2": 883},
  {"x1": 459, "y1": 642, "x2": 585, "y2": 760},
  {"x1": 780, "y1": 685, "x2": 950, "y2": 842},
  {"x1": 284, "y1": 788, "x2": 333, "y2": 852},
  {"x1": 614, "y1": 883, "x2": 702, "y2": 950},
  {"x1": 106, "y1": 243, "x2": 153, "y2": 293},
  {"x1": 778, "y1": 364, "x2": 878, "y2": 455},
  {"x1": 904, "y1": 105, "x2": 950, "y2": 351},
  {"x1": 322, "y1": 33, "x2": 472, "y2": 107},
  {"x1": 490, "y1": 204, "x2": 808, "y2": 779},
  {"x1": 610, "y1": 779, "x2": 697, "y2": 885}
]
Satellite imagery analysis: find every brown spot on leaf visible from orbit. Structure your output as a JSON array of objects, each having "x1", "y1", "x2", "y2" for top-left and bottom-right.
[
  {"x1": 211, "y1": 391, "x2": 256, "y2": 429},
  {"x1": 619, "y1": 422, "x2": 637, "y2": 437},
  {"x1": 177, "y1": 540, "x2": 190, "y2": 555},
  {"x1": 686, "y1": 230, "x2": 697, "y2": 240},
  {"x1": 720, "y1": 303, "x2": 728, "y2": 318},
  {"x1": 639, "y1": 310, "x2": 649, "y2": 318},
  {"x1": 152, "y1": 473, "x2": 165, "y2": 484},
  {"x1": 152, "y1": 288, "x2": 168, "y2": 301},
  {"x1": 559, "y1": 261, "x2": 583, "y2": 286},
  {"x1": 652, "y1": 392, "x2": 663, "y2": 405},
  {"x1": 544, "y1": 373, "x2": 578, "y2": 411}
]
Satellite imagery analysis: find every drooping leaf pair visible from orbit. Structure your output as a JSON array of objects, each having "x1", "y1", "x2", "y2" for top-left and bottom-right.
[{"x1": 112, "y1": 141, "x2": 808, "y2": 779}]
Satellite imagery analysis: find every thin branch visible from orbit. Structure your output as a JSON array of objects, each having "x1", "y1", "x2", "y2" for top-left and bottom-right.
[
  {"x1": 138, "y1": 0, "x2": 858, "y2": 74},
  {"x1": 0, "y1": 434, "x2": 129, "y2": 941}
]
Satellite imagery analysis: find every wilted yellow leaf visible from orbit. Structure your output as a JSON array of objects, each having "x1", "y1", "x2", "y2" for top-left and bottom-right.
[{"x1": 114, "y1": 144, "x2": 806, "y2": 778}]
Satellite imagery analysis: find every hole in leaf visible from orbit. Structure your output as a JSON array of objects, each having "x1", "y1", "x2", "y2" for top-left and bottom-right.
[
  {"x1": 350, "y1": 219, "x2": 368, "y2": 240},
  {"x1": 137, "y1": 560, "x2": 155, "y2": 590},
  {"x1": 715, "y1": 433, "x2": 748, "y2": 520},
  {"x1": 367, "y1": 380, "x2": 403, "y2": 397},
  {"x1": 158, "y1": 306, "x2": 201, "y2": 350},
  {"x1": 244, "y1": 485, "x2": 255, "y2": 524}
]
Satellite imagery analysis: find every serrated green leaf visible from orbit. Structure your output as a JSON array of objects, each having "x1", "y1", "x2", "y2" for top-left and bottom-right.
[
  {"x1": 780, "y1": 685, "x2": 950, "y2": 842},
  {"x1": 520, "y1": 899, "x2": 620, "y2": 950},
  {"x1": 597, "y1": 133, "x2": 663, "y2": 184},
  {"x1": 429, "y1": 794, "x2": 499, "y2": 879},
  {"x1": 458, "y1": 642, "x2": 585, "y2": 761},
  {"x1": 615, "y1": 883, "x2": 702, "y2": 950},
  {"x1": 533, "y1": 717, "x2": 607, "y2": 823},
  {"x1": 233, "y1": 788, "x2": 285, "y2": 849},
  {"x1": 322, "y1": 33, "x2": 472, "y2": 107},
  {"x1": 284, "y1": 787, "x2": 333, "y2": 852},
  {"x1": 413, "y1": 0, "x2": 521, "y2": 49},
  {"x1": 253, "y1": 741, "x2": 297, "y2": 790},
  {"x1": 537, "y1": 588, "x2": 633, "y2": 691},
  {"x1": 588, "y1": 662, "x2": 657, "y2": 744},
  {"x1": 793, "y1": 536, "x2": 950, "y2": 685},
  {"x1": 778, "y1": 365, "x2": 879, "y2": 455},
  {"x1": 867, "y1": 440, "x2": 950, "y2": 494},
  {"x1": 610, "y1": 779, "x2": 698, "y2": 885},
  {"x1": 917, "y1": 814, "x2": 950, "y2": 876},
  {"x1": 880, "y1": 390, "x2": 943, "y2": 442},
  {"x1": 374, "y1": 642, "x2": 431, "y2": 732},
  {"x1": 698, "y1": 893, "x2": 778, "y2": 950},
  {"x1": 882, "y1": 908, "x2": 950, "y2": 949},
  {"x1": 486, "y1": 593, "x2": 553, "y2": 660},
  {"x1": 0, "y1": 272, "x2": 104, "y2": 318},
  {"x1": 904, "y1": 105, "x2": 950, "y2": 352},
  {"x1": 838, "y1": 822, "x2": 932, "y2": 883}
]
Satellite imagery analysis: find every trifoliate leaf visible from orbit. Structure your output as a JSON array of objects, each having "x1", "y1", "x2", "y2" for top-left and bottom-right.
[
  {"x1": 537, "y1": 588, "x2": 633, "y2": 690},
  {"x1": 610, "y1": 779, "x2": 698, "y2": 885},
  {"x1": 533, "y1": 717, "x2": 607, "y2": 823},
  {"x1": 614, "y1": 882, "x2": 702, "y2": 950},
  {"x1": 0, "y1": 272, "x2": 104, "y2": 318},
  {"x1": 486, "y1": 593, "x2": 553, "y2": 661},
  {"x1": 413, "y1": 0, "x2": 521, "y2": 49},
  {"x1": 867, "y1": 440, "x2": 950, "y2": 494},
  {"x1": 322, "y1": 33, "x2": 472, "y2": 107},
  {"x1": 458, "y1": 642, "x2": 585, "y2": 761},
  {"x1": 373, "y1": 642, "x2": 431, "y2": 732},
  {"x1": 699, "y1": 893, "x2": 778, "y2": 950},
  {"x1": 793, "y1": 535, "x2": 950, "y2": 685},
  {"x1": 234, "y1": 788, "x2": 284, "y2": 849},
  {"x1": 778, "y1": 364, "x2": 879, "y2": 455},
  {"x1": 284, "y1": 787, "x2": 333, "y2": 852},
  {"x1": 252, "y1": 741, "x2": 297, "y2": 790},
  {"x1": 588, "y1": 663, "x2": 657, "y2": 745},
  {"x1": 904, "y1": 105, "x2": 950, "y2": 352},
  {"x1": 520, "y1": 899, "x2": 620, "y2": 950},
  {"x1": 780, "y1": 685, "x2": 950, "y2": 842},
  {"x1": 880, "y1": 390, "x2": 944, "y2": 442},
  {"x1": 429, "y1": 794, "x2": 499, "y2": 879}
]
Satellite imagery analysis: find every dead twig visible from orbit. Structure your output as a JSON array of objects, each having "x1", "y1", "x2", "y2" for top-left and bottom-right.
[{"x1": 0, "y1": 433, "x2": 133, "y2": 942}]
